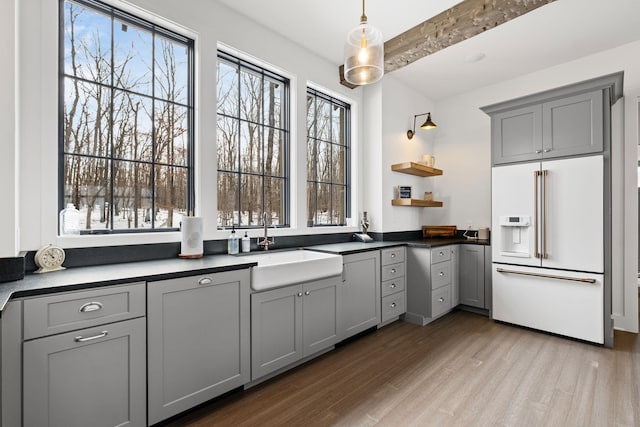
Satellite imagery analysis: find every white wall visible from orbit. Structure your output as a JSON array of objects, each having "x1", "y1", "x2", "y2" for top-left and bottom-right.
[{"x1": 14, "y1": 0, "x2": 365, "y2": 254}]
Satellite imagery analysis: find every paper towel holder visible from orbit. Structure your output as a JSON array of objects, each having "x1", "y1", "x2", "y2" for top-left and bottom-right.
[{"x1": 178, "y1": 214, "x2": 204, "y2": 259}]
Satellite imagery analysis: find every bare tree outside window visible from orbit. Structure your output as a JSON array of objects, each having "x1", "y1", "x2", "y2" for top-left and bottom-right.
[
  {"x1": 306, "y1": 89, "x2": 350, "y2": 226},
  {"x1": 216, "y1": 51, "x2": 289, "y2": 229},
  {"x1": 60, "y1": 0, "x2": 194, "y2": 233}
]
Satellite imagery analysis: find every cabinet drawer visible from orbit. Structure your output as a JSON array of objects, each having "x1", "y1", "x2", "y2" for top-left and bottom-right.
[
  {"x1": 381, "y1": 292, "x2": 405, "y2": 322},
  {"x1": 24, "y1": 283, "x2": 146, "y2": 340},
  {"x1": 431, "y1": 285, "x2": 452, "y2": 319},
  {"x1": 381, "y1": 263, "x2": 404, "y2": 282},
  {"x1": 431, "y1": 260, "x2": 451, "y2": 290},
  {"x1": 381, "y1": 276, "x2": 405, "y2": 298},
  {"x1": 431, "y1": 247, "x2": 451, "y2": 264},
  {"x1": 381, "y1": 248, "x2": 405, "y2": 266}
]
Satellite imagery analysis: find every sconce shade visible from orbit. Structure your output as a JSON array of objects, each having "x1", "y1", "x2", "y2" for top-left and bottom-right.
[
  {"x1": 344, "y1": 1, "x2": 384, "y2": 85},
  {"x1": 407, "y1": 112, "x2": 437, "y2": 139}
]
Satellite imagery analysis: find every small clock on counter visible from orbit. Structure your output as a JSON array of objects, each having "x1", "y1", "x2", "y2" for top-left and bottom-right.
[{"x1": 34, "y1": 244, "x2": 66, "y2": 274}]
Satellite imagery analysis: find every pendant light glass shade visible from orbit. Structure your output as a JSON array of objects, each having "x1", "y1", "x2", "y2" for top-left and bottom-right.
[{"x1": 344, "y1": 1, "x2": 384, "y2": 86}]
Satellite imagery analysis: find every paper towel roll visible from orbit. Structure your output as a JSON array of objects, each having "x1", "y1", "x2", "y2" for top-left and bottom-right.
[{"x1": 180, "y1": 216, "x2": 203, "y2": 258}]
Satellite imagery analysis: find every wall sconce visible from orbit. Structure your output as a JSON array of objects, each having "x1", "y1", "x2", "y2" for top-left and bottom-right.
[{"x1": 407, "y1": 112, "x2": 437, "y2": 139}]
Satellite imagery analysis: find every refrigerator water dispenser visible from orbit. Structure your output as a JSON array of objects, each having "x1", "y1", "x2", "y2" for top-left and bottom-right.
[{"x1": 498, "y1": 215, "x2": 531, "y2": 258}]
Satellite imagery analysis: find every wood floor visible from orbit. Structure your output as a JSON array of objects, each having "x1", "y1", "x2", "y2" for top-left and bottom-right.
[{"x1": 164, "y1": 308, "x2": 640, "y2": 427}]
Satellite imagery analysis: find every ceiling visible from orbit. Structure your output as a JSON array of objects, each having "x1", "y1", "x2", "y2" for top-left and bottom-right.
[{"x1": 216, "y1": 0, "x2": 640, "y2": 101}]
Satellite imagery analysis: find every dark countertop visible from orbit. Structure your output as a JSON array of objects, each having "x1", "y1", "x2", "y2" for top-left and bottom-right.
[
  {"x1": 0, "y1": 237, "x2": 490, "y2": 313},
  {"x1": 0, "y1": 255, "x2": 257, "y2": 314}
]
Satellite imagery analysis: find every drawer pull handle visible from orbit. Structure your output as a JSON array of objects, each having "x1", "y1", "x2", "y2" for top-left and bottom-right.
[
  {"x1": 198, "y1": 277, "x2": 213, "y2": 286},
  {"x1": 439, "y1": 297, "x2": 445, "y2": 303},
  {"x1": 439, "y1": 272, "x2": 444, "y2": 277},
  {"x1": 298, "y1": 292, "x2": 303, "y2": 297},
  {"x1": 390, "y1": 302, "x2": 396, "y2": 308},
  {"x1": 390, "y1": 283, "x2": 396, "y2": 289},
  {"x1": 74, "y1": 331, "x2": 108, "y2": 343},
  {"x1": 79, "y1": 302, "x2": 103, "y2": 313},
  {"x1": 305, "y1": 291, "x2": 310, "y2": 296},
  {"x1": 391, "y1": 268, "x2": 396, "y2": 274},
  {"x1": 391, "y1": 253, "x2": 396, "y2": 258}
]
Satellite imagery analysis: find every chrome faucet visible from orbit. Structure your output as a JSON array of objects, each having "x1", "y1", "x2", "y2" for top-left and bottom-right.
[{"x1": 258, "y1": 212, "x2": 274, "y2": 250}]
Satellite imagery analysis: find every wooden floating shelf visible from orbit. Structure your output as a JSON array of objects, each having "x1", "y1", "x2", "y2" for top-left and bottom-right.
[
  {"x1": 391, "y1": 199, "x2": 443, "y2": 207},
  {"x1": 391, "y1": 162, "x2": 443, "y2": 177}
]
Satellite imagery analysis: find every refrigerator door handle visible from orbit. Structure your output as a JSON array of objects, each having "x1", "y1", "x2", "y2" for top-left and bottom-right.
[
  {"x1": 496, "y1": 267, "x2": 596, "y2": 284},
  {"x1": 542, "y1": 169, "x2": 549, "y2": 259},
  {"x1": 534, "y1": 170, "x2": 540, "y2": 258}
]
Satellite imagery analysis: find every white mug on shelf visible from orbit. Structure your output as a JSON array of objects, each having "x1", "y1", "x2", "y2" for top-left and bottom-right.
[{"x1": 421, "y1": 154, "x2": 435, "y2": 167}]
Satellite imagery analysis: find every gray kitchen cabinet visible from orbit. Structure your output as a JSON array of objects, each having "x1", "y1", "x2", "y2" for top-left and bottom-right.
[
  {"x1": 380, "y1": 247, "x2": 406, "y2": 323},
  {"x1": 147, "y1": 270, "x2": 250, "y2": 425},
  {"x1": 251, "y1": 275, "x2": 339, "y2": 381},
  {"x1": 459, "y1": 244, "x2": 486, "y2": 308},
  {"x1": 405, "y1": 246, "x2": 456, "y2": 325},
  {"x1": 339, "y1": 251, "x2": 380, "y2": 339},
  {"x1": 21, "y1": 283, "x2": 147, "y2": 427},
  {"x1": 484, "y1": 82, "x2": 613, "y2": 165}
]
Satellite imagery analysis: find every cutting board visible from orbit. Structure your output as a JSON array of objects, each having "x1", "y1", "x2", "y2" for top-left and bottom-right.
[{"x1": 422, "y1": 225, "x2": 457, "y2": 238}]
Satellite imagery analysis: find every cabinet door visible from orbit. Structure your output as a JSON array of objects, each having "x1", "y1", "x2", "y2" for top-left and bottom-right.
[
  {"x1": 303, "y1": 277, "x2": 339, "y2": 357},
  {"x1": 23, "y1": 317, "x2": 146, "y2": 427},
  {"x1": 542, "y1": 90, "x2": 603, "y2": 158},
  {"x1": 459, "y1": 245, "x2": 486, "y2": 308},
  {"x1": 491, "y1": 104, "x2": 543, "y2": 165},
  {"x1": 251, "y1": 285, "x2": 303, "y2": 380},
  {"x1": 339, "y1": 251, "x2": 381, "y2": 339},
  {"x1": 147, "y1": 270, "x2": 250, "y2": 425}
]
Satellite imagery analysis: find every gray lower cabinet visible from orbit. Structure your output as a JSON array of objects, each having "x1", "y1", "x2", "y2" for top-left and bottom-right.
[
  {"x1": 380, "y1": 247, "x2": 406, "y2": 323},
  {"x1": 147, "y1": 270, "x2": 250, "y2": 425},
  {"x1": 22, "y1": 283, "x2": 147, "y2": 427},
  {"x1": 339, "y1": 251, "x2": 380, "y2": 339},
  {"x1": 23, "y1": 318, "x2": 146, "y2": 427},
  {"x1": 459, "y1": 244, "x2": 486, "y2": 308},
  {"x1": 251, "y1": 276, "x2": 339, "y2": 381}
]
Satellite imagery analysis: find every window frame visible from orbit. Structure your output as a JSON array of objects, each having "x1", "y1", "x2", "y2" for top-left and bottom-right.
[
  {"x1": 216, "y1": 49, "x2": 291, "y2": 229},
  {"x1": 306, "y1": 87, "x2": 352, "y2": 227},
  {"x1": 58, "y1": 0, "x2": 196, "y2": 235}
]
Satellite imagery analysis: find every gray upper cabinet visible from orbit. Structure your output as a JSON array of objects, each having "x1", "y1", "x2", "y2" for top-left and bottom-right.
[
  {"x1": 147, "y1": 270, "x2": 250, "y2": 425},
  {"x1": 459, "y1": 244, "x2": 486, "y2": 308},
  {"x1": 251, "y1": 275, "x2": 340, "y2": 381},
  {"x1": 482, "y1": 72, "x2": 623, "y2": 165},
  {"x1": 339, "y1": 251, "x2": 381, "y2": 339}
]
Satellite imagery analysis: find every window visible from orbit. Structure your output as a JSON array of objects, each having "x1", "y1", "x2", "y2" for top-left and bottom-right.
[
  {"x1": 216, "y1": 51, "x2": 290, "y2": 228},
  {"x1": 60, "y1": 0, "x2": 194, "y2": 234},
  {"x1": 306, "y1": 88, "x2": 351, "y2": 226}
]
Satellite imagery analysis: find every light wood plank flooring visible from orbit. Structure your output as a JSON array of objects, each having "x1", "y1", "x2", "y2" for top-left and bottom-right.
[{"x1": 164, "y1": 309, "x2": 640, "y2": 427}]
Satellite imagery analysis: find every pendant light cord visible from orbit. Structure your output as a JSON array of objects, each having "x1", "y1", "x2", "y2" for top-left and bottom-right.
[{"x1": 361, "y1": 0, "x2": 367, "y2": 23}]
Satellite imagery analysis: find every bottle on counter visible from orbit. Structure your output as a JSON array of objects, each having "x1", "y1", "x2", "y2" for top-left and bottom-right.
[
  {"x1": 59, "y1": 203, "x2": 81, "y2": 235},
  {"x1": 227, "y1": 226, "x2": 239, "y2": 254},
  {"x1": 241, "y1": 231, "x2": 250, "y2": 253}
]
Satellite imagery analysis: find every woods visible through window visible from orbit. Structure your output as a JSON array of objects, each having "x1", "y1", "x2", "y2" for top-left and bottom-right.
[
  {"x1": 216, "y1": 51, "x2": 290, "y2": 229},
  {"x1": 306, "y1": 89, "x2": 351, "y2": 226},
  {"x1": 60, "y1": 0, "x2": 194, "y2": 233}
]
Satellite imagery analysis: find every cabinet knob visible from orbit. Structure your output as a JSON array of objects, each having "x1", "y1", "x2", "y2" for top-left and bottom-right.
[
  {"x1": 390, "y1": 283, "x2": 396, "y2": 289},
  {"x1": 305, "y1": 291, "x2": 310, "y2": 296},
  {"x1": 439, "y1": 297, "x2": 445, "y2": 303},
  {"x1": 439, "y1": 272, "x2": 445, "y2": 277},
  {"x1": 390, "y1": 302, "x2": 396, "y2": 308},
  {"x1": 391, "y1": 268, "x2": 396, "y2": 274},
  {"x1": 391, "y1": 253, "x2": 396, "y2": 258},
  {"x1": 439, "y1": 251, "x2": 444, "y2": 256},
  {"x1": 535, "y1": 150, "x2": 542, "y2": 154},
  {"x1": 543, "y1": 148, "x2": 552, "y2": 153},
  {"x1": 297, "y1": 292, "x2": 303, "y2": 297}
]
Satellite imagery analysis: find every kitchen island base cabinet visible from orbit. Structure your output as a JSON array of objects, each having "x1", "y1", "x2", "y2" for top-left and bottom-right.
[
  {"x1": 339, "y1": 251, "x2": 381, "y2": 339},
  {"x1": 147, "y1": 270, "x2": 250, "y2": 425},
  {"x1": 23, "y1": 317, "x2": 146, "y2": 427},
  {"x1": 251, "y1": 276, "x2": 339, "y2": 381}
]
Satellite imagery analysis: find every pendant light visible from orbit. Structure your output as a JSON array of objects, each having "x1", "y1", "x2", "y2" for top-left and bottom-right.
[{"x1": 344, "y1": 0, "x2": 384, "y2": 86}]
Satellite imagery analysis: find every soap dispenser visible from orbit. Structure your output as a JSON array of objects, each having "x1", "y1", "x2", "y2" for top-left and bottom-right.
[
  {"x1": 227, "y1": 226, "x2": 239, "y2": 255},
  {"x1": 241, "y1": 231, "x2": 250, "y2": 253}
]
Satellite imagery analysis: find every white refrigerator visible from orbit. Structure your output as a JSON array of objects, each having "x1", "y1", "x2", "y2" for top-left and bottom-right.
[{"x1": 491, "y1": 155, "x2": 605, "y2": 343}]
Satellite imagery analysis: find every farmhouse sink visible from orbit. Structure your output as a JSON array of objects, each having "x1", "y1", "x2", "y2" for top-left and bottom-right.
[{"x1": 245, "y1": 249, "x2": 343, "y2": 291}]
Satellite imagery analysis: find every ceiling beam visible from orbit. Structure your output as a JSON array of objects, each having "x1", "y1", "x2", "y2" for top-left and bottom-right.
[{"x1": 340, "y1": 0, "x2": 556, "y2": 87}]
